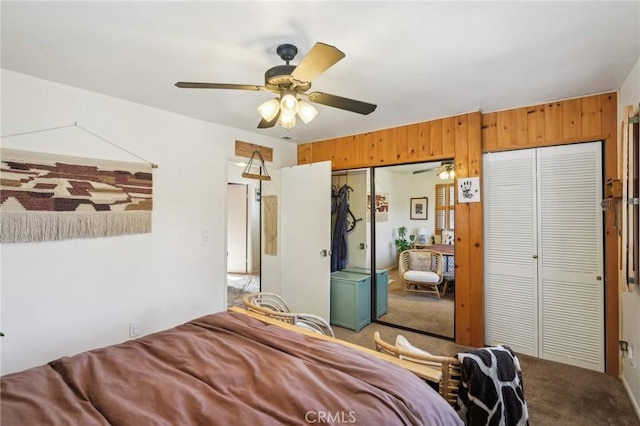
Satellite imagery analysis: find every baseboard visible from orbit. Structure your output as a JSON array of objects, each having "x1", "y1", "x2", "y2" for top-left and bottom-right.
[{"x1": 622, "y1": 375, "x2": 640, "y2": 420}]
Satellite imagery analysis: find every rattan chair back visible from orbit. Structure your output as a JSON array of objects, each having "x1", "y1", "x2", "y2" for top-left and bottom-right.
[{"x1": 373, "y1": 331, "x2": 461, "y2": 406}]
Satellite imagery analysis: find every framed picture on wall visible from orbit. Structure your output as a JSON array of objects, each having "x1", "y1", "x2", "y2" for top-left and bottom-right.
[{"x1": 410, "y1": 197, "x2": 428, "y2": 220}]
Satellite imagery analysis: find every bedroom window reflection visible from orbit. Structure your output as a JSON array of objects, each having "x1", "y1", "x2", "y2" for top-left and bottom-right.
[{"x1": 435, "y1": 183, "x2": 455, "y2": 236}]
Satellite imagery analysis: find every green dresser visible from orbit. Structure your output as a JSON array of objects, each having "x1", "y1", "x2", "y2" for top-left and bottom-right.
[
  {"x1": 330, "y1": 271, "x2": 371, "y2": 331},
  {"x1": 342, "y1": 267, "x2": 388, "y2": 318}
]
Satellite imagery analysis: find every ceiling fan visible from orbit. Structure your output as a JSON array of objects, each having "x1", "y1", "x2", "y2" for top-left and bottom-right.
[
  {"x1": 413, "y1": 160, "x2": 456, "y2": 180},
  {"x1": 175, "y1": 42, "x2": 377, "y2": 130}
]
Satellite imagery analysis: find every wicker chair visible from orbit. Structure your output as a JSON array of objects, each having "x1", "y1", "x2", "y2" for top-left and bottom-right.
[
  {"x1": 242, "y1": 292, "x2": 335, "y2": 337},
  {"x1": 398, "y1": 249, "x2": 447, "y2": 298},
  {"x1": 373, "y1": 331, "x2": 461, "y2": 406}
]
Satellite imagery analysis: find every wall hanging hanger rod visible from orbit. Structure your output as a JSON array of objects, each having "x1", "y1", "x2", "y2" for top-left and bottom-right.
[{"x1": 1, "y1": 122, "x2": 158, "y2": 168}]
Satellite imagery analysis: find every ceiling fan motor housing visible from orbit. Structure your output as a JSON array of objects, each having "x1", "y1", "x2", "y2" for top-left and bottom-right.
[{"x1": 264, "y1": 65, "x2": 311, "y2": 92}]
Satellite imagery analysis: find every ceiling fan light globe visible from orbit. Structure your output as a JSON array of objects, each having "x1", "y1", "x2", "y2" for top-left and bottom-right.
[
  {"x1": 298, "y1": 100, "x2": 318, "y2": 124},
  {"x1": 279, "y1": 111, "x2": 296, "y2": 129},
  {"x1": 280, "y1": 93, "x2": 299, "y2": 115},
  {"x1": 438, "y1": 170, "x2": 450, "y2": 180},
  {"x1": 449, "y1": 170, "x2": 455, "y2": 179},
  {"x1": 257, "y1": 99, "x2": 280, "y2": 122}
]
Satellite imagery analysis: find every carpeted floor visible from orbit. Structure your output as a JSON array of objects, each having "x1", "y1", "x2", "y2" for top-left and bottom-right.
[
  {"x1": 227, "y1": 274, "x2": 260, "y2": 308},
  {"x1": 333, "y1": 322, "x2": 640, "y2": 425},
  {"x1": 382, "y1": 268, "x2": 454, "y2": 338}
]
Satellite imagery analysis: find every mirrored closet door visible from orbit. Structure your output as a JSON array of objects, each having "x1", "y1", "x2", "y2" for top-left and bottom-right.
[{"x1": 330, "y1": 162, "x2": 455, "y2": 339}]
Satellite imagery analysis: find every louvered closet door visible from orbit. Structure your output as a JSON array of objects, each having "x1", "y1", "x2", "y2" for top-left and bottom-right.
[
  {"x1": 483, "y1": 149, "x2": 538, "y2": 357},
  {"x1": 537, "y1": 142, "x2": 603, "y2": 372}
]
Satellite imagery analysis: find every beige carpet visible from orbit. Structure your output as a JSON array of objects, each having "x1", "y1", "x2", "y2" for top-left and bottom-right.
[
  {"x1": 381, "y1": 268, "x2": 455, "y2": 338},
  {"x1": 227, "y1": 274, "x2": 260, "y2": 308},
  {"x1": 333, "y1": 323, "x2": 640, "y2": 425}
]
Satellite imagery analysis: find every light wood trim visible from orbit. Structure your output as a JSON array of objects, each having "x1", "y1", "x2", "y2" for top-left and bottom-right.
[
  {"x1": 228, "y1": 306, "x2": 441, "y2": 382},
  {"x1": 241, "y1": 172, "x2": 271, "y2": 181},
  {"x1": 235, "y1": 140, "x2": 273, "y2": 162},
  {"x1": 601, "y1": 92, "x2": 619, "y2": 376},
  {"x1": 466, "y1": 112, "x2": 484, "y2": 348}
]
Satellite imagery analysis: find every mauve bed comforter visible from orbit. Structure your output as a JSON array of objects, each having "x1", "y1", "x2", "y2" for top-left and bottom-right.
[{"x1": 1, "y1": 311, "x2": 461, "y2": 425}]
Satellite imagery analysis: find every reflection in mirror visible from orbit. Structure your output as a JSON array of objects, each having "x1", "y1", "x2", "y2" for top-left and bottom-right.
[
  {"x1": 331, "y1": 169, "x2": 369, "y2": 272},
  {"x1": 371, "y1": 161, "x2": 455, "y2": 339}
]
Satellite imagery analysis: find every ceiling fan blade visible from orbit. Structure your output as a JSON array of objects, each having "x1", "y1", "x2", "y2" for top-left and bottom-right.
[
  {"x1": 307, "y1": 92, "x2": 377, "y2": 115},
  {"x1": 175, "y1": 82, "x2": 264, "y2": 91},
  {"x1": 257, "y1": 110, "x2": 280, "y2": 129},
  {"x1": 413, "y1": 167, "x2": 438, "y2": 175},
  {"x1": 291, "y1": 43, "x2": 345, "y2": 83}
]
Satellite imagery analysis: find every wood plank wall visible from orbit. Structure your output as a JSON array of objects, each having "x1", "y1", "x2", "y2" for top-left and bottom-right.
[
  {"x1": 483, "y1": 93, "x2": 619, "y2": 376},
  {"x1": 300, "y1": 112, "x2": 485, "y2": 349},
  {"x1": 298, "y1": 92, "x2": 619, "y2": 375}
]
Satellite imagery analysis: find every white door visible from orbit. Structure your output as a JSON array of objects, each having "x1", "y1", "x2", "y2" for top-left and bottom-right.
[
  {"x1": 484, "y1": 148, "x2": 539, "y2": 357},
  {"x1": 537, "y1": 142, "x2": 603, "y2": 371},
  {"x1": 281, "y1": 161, "x2": 332, "y2": 320},
  {"x1": 227, "y1": 183, "x2": 247, "y2": 274},
  {"x1": 484, "y1": 142, "x2": 604, "y2": 372}
]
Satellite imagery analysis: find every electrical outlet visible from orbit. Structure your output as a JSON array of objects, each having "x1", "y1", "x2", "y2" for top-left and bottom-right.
[{"x1": 129, "y1": 322, "x2": 140, "y2": 338}]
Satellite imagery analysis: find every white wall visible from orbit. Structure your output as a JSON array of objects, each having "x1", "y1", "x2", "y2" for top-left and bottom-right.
[
  {"x1": 374, "y1": 167, "x2": 441, "y2": 269},
  {"x1": 620, "y1": 57, "x2": 640, "y2": 416},
  {"x1": 0, "y1": 70, "x2": 297, "y2": 374}
]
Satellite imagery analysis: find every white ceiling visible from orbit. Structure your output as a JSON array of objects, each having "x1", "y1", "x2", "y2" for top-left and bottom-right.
[{"x1": 2, "y1": 1, "x2": 638, "y2": 145}]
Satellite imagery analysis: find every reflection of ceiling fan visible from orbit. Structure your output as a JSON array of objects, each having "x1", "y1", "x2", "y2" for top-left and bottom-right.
[
  {"x1": 413, "y1": 160, "x2": 455, "y2": 180},
  {"x1": 175, "y1": 42, "x2": 377, "y2": 129}
]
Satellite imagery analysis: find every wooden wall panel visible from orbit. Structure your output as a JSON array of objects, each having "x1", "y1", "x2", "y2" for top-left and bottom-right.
[
  {"x1": 512, "y1": 107, "x2": 529, "y2": 146},
  {"x1": 342, "y1": 136, "x2": 356, "y2": 168},
  {"x1": 374, "y1": 130, "x2": 387, "y2": 165},
  {"x1": 385, "y1": 127, "x2": 399, "y2": 164},
  {"x1": 562, "y1": 98, "x2": 582, "y2": 139},
  {"x1": 601, "y1": 92, "x2": 619, "y2": 377},
  {"x1": 298, "y1": 143, "x2": 312, "y2": 164},
  {"x1": 297, "y1": 92, "x2": 618, "y2": 369},
  {"x1": 496, "y1": 110, "x2": 512, "y2": 149},
  {"x1": 396, "y1": 126, "x2": 409, "y2": 164},
  {"x1": 581, "y1": 95, "x2": 602, "y2": 136},
  {"x1": 417, "y1": 122, "x2": 430, "y2": 158},
  {"x1": 429, "y1": 120, "x2": 442, "y2": 157},
  {"x1": 407, "y1": 124, "x2": 420, "y2": 160},
  {"x1": 483, "y1": 94, "x2": 611, "y2": 152},
  {"x1": 481, "y1": 112, "x2": 497, "y2": 151},
  {"x1": 358, "y1": 134, "x2": 369, "y2": 167},
  {"x1": 332, "y1": 137, "x2": 344, "y2": 169},
  {"x1": 442, "y1": 117, "x2": 456, "y2": 157},
  {"x1": 544, "y1": 102, "x2": 563, "y2": 142},
  {"x1": 453, "y1": 115, "x2": 471, "y2": 344},
  {"x1": 466, "y1": 112, "x2": 484, "y2": 348},
  {"x1": 526, "y1": 106, "x2": 545, "y2": 143}
]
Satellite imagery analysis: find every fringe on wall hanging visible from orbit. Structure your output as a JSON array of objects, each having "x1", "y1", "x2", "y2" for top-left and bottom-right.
[{"x1": 0, "y1": 123, "x2": 155, "y2": 243}]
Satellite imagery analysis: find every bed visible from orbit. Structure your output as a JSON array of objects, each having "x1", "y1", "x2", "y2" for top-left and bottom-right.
[{"x1": 1, "y1": 309, "x2": 461, "y2": 425}]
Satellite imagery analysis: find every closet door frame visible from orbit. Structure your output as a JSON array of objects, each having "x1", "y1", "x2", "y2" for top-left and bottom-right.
[
  {"x1": 484, "y1": 142, "x2": 605, "y2": 371},
  {"x1": 536, "y1": 142, "x2": 604, "y2": 371}
]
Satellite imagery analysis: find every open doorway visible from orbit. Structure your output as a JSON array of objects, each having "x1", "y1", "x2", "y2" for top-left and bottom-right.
[{"x1": 227, "y1": 163, "x2": 261, "y2": 308}]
